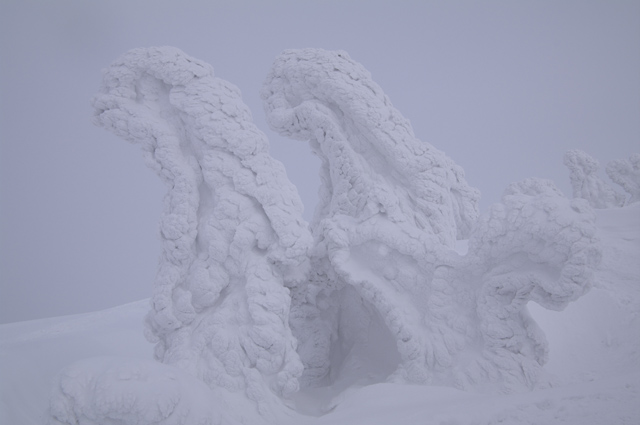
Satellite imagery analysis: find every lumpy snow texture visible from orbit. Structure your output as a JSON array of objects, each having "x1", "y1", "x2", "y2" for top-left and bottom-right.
[
  {"x1": 92, "y1": 47, "x2": 312, "y2": 417},
  {"x1": 64, "y1": 47, "x2": 605, "y2": 423},
  {"x1": 563, "y1": 149, "x2": 624, "y2": 208},
  {"x1": 262, "y1": 48, "x2": 480, "y2": 387}
]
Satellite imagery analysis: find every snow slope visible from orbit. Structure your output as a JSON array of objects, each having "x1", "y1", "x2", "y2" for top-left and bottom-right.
[{"x1": 1, "y1": 204, "x2": 638, "y2": 425}]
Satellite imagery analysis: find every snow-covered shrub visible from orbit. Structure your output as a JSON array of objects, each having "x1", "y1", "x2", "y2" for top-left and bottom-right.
[
  {"x1": 563, "y1": 149, "x2": 624, "y2": 208},
  {"x1": 606, "y1": 153, "x2": 640, "y2": 205},
  {"x1": 92, "y1": 47, "x2": 312, "y2": 417}
]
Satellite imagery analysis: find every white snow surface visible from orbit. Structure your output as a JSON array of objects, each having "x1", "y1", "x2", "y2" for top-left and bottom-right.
[{"x1": 1, "y1": 47, "x2": 637, "y2": 425}]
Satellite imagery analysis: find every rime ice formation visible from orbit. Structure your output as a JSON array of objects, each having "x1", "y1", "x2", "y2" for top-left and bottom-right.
[
  {"x1": 49, "y1": 358, "x2": 225, "y2": 425},
  {"x1": 53, "y1": 47, "x2": 603, "y2": 423},
  {"x1": 262, "y1": 48, "x2": 481, "y2": 388},
  {"x1": 92, "y1": 47, "x2": 312, "y2": 420},
  {"x1": 563, "y1": 149, "x2": 624, "y2": 208},
  {"x1": 606, "y1": 153, "x2": 640, "y2": 205},
  {"x1": 262, "y1": 49, "x2": 600, "y2": 392}
]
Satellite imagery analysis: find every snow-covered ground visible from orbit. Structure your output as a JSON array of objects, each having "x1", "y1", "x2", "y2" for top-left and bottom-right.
[{"x1": 1, "y1": 204, "x2": 638, "y2": 425}]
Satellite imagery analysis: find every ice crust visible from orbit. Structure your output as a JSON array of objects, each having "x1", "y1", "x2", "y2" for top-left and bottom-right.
[{"x1": 49, "y1": 47, "x2": 606, "y2": 423}]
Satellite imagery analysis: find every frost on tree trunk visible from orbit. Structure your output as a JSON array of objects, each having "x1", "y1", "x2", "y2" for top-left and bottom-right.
[
  {"x1": 263, "y1": 49, "x2": 601, "y2": 392},
  {"x1": 92, "y1": 47, "x2": 312, "y2": 418}
]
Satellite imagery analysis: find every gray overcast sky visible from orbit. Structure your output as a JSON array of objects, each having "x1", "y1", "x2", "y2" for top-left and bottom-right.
[{"x1": 1, "y1": 0, "x2": 638, "y2": 323}]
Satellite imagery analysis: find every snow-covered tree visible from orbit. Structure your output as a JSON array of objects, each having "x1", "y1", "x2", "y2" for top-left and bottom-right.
[
  {"x1": 49, "y1": 47, "x2": 603, "y2": 424},
  {"x1": 606, "y1": 153, "x2": 640, "y2": 205},
  {"x1": 563, "y1": 149, "x2": 624, "y2": 208},
  {"x1": 92, "y1": 47, "x2": 312, "y2": 420},
  {"x1": 263, "y1": 49, "x2": 601, "y2": 392}
]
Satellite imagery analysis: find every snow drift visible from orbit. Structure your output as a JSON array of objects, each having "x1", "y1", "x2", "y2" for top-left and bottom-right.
[{"x1": 46, "y1": 47, "x2": 610, "y2": 424}]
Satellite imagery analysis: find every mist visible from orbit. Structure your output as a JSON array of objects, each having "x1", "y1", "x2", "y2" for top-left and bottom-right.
[{"x1": 1, "y1": 0, "x2": 638, "y2": 324}]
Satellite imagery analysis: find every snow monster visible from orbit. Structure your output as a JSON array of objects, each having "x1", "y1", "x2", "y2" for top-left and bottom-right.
[{"x1": 48, "y1": 47, "x2": 601, "y2": 425}]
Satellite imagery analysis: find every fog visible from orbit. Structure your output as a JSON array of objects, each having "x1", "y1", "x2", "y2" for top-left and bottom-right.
[{"x1": 1, "y1": 0, "x2": 638, "y2": 323}]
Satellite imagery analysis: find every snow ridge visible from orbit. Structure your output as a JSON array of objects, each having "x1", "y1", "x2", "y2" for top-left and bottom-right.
[{"x1": 91, "y1": 47, "x2": 312, "y2": 418}]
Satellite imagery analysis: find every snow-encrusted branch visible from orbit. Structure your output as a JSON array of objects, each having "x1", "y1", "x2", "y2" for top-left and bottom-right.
[
  {"x1": 92, "y1": 47, "x2": 313, "y2": 417},
  {"x1": 606, "y1": 153, "x2": 640, "y2": 205},
  {"x1": 563, "y1": 149, "x2": 624, "y2": 208}
]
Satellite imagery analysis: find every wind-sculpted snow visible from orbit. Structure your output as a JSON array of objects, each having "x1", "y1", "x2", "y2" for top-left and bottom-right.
[
  {"x1": 49, "y1": 357, "x2": 224, "y2": 425},
  {"x1": 262, "y1": 49, "x2": 600, "y2": 393},
  {"x1": 563, "y1": 149, "x2": 624, "y2": 208},
  {"x1": 92, "y1": 47, "x2": 312, "y2": 418},
  {"x1": 262, "y1": 49, "x2": 480, "y2": 244},
  {"x1": 55, "y1": 46, "x2": 604, "y2": 424},
  {"x1": 459, "y1": 178, "x2": 601, "y2": 390},
  {"x1": 606, "y1": 153, "x2": 640, "y2": 205},
  {"x1": 261, "y1": 48, "x2": 480, "y2": 386}
]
